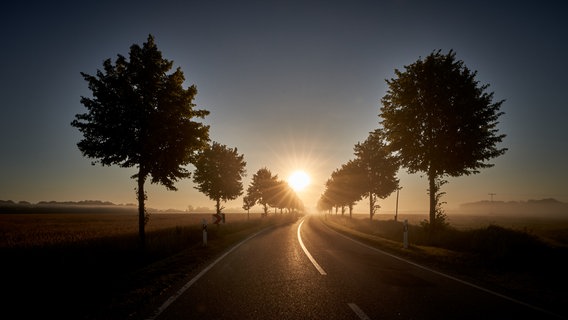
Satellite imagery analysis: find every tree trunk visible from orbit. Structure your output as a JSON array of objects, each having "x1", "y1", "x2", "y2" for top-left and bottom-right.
[
  {"x1": 216, "y1": 198, "x2": 221, "y2": 214},
  {"x1": 137, "y1": 172, "x2": 146, "y2": 248},
  {"x1": 428, "y1": 173, "x2": 436, "y2": 226}
]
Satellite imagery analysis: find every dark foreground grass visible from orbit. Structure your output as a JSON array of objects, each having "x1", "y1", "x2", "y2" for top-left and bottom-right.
[
  {"x1": 0, "y1": 213, "x2": 299, "y2": 319},
  {"x1": 322, "y1": 215, "x2": 568, "y2": 318}
]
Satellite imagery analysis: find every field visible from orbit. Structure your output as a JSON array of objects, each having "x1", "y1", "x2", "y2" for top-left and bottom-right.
[
  {"x1": 347, "y1": 211, "x2": 568, "y2": 246},
  {"x1": 1, "y1": 211, "x2": 567, "y2": 319},
  {"x1": 0, "y1": 211, "x2": 259, "y2": 248},
  {"x1": 0, "y1": 211, "x2": 296, "y2": 319}
]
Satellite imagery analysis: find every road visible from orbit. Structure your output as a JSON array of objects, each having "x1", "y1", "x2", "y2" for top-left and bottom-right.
[{"x1": 151, "y1": 215, "x2": 563, "y2": 319}]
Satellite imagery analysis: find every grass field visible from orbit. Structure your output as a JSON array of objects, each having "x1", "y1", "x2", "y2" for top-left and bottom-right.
[{"x1": 0, "y1": 211, "x2": 260, "y2": 248}]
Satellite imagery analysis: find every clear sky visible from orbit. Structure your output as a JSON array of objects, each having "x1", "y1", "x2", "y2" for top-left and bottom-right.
[{"x1": 1, "y1": 1, "x2": 567, "y2": 214}]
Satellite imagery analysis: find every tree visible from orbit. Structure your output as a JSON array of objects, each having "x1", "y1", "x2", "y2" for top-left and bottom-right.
[
  {"x1": 316, "y1": 194, "x2": 333, "y2": 214},
  {"x1": 380, "y1": 49, "x2": 506, "y2": 228},
  {"x1": 323, "y1": 161, "x2": 366, "y2": 218},
  {"x1": 192, "y1": 142, "x2": 246, "y2": 215},
  {"x1": 246, "y1": 168, "x2": 279, "y2": 216},
  {"x1": 354, "y1": 129, "x2": 400, "y2": 220},
  {"x1": 337, "y1": 160, "x2": 367, "y2": 218},
  {"x1": 242, "y1": 194, "x2": 255, "y2": 219},
  {"x1": 71, "y1": 35, "x2": 209, "y2": 246}
]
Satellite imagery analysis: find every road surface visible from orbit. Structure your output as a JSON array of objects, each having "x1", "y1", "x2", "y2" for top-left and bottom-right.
[{"x1": 150, "y1": 215, "x2": 563, "y2": 319}]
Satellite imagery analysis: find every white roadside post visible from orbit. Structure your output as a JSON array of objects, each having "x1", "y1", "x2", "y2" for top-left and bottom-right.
[
  {"x1": 202, "y1": 218, "x2": 208, "y2": 247},
  {"x1": 403, "y1": 219, "x2": 409, "y2": 249}
]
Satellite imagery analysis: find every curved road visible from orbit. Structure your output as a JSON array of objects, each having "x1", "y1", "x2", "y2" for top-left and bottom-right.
[{"x1": 152, "y1": 215, "x2": 562, "y2": 319}]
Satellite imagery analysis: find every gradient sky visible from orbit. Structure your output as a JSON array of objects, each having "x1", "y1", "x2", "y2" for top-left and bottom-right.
[{"x1": 1, "y1": 1, "x2": 567, "y2": 214}]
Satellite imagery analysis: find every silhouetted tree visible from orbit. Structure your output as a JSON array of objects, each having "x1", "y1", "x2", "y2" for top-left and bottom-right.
[
  {"x1": 324, "y1": 161, "x2": 366, "y2": 218},
  {"x1": 242, "y1": 194, "x2": 255, "y2": 219},
  {"x1": 354, "y1": 129, "x2": 399, "y2": 220},
  {"x1": 338, "y1": 160, "x2": 367, "y2": 218},
  {"x1": 192, "y1": 142, "x2": 246, "y2": 215},
  {"x1": 246, "y1": 168, "x2": 279, "y2": 216},
  {"x1": 71, "y1": 35, "x2": 209, "y2": 247},
  {"x1": 380, "y1": 49, "x2": 506, "y2": 229},
  {"x1": 316, "y1": 194, "x2": 333, "y2": 214}
]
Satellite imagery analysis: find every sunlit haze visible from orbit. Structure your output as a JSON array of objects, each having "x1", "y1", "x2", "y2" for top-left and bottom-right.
[
  {"x1": 1, "y1": 1, "x2": 567, "y2": 214},
  {"x1": 288, "y1": 171, "x2": 311, "y2": 192}
]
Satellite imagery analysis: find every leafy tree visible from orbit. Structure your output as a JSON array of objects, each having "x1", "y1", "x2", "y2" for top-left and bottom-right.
[
  {"x1": 71, "y1": 35, "x2": 209, "y2": 246},
  {"x1": 338, "y1": 160, "x2": 367, "y2": 218},
  {"x1": 246, "y1": 167, "x2": 279, "y2": 216},
  {"x1": 192, "y1": 142, "x2": 246, "y2": 215},
  {"x1": 242, "y1": 194, "x2": 255, "y2": 219},
  {"x1": 380, "y1": 49, "x2": 506, "y2": 228},
  {"x1": 354, "y1": 129, "x2": 400, "y2": 220},
  {"x1": 316, "y1": 194, "x2": 333, "y2": 214},
  {"x1": 323, "y1": 160, "x2": 366, "y2": 218}
]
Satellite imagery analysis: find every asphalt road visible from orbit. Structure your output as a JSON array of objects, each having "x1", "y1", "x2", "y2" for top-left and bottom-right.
[{"x1": 151, "y1": 215, "x2": 564, "y2": 320}]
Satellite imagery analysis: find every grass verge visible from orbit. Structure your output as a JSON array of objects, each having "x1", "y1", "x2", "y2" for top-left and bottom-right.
[{"x1": 321, "y1": 215, "x2": 568, "y2": 318}]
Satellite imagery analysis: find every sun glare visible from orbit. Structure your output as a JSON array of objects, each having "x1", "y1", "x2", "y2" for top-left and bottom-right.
[{"x1": 288, "y1": 170, "x2": 311, "y2": 192}]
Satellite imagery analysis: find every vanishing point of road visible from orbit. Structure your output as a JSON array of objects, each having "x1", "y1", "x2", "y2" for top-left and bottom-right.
[{"x1": 148, "y1": 215, "x2": 564, "y2": 320}]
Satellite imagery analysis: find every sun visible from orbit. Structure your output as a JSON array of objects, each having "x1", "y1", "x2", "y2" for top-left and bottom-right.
[{"x1": 288, "y1": 170, "x2": 311, "y2": 192}]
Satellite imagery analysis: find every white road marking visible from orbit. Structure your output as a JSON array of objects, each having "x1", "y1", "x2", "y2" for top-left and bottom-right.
[
  {"x1": 146, "y1": 228, "x2": 270, "y2": 320},
  {"x1": 348, "y1": 303, "x2": 371, "y2": 320},
  {"x1": 298, "y1": 219, "x2": 327, "y2": 275}
]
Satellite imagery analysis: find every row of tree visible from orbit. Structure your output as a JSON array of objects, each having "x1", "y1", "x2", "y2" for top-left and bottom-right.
[
  {"x1": 243, "y1": 168, "x2": 304, "y2": 216},
  {"x1": 71, "y1": 34, "x2": 506, "y2": 245},
  {"x1": 318, "y1": 49, "x2": 507, "y2": 231},
  {"x1": 193, "y1": 146, "x2": 303, "y2": 216},
  {"x1": 317, "y1": 130, "x2": 398, "y2": 220},
  {"x1": 71, "y1": 35, "x2": 301, "y2": 247}
]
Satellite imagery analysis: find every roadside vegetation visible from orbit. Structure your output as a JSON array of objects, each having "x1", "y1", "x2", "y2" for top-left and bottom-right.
[{"x1": 322, "y1": 214, "x2": 568, "y2": 316}]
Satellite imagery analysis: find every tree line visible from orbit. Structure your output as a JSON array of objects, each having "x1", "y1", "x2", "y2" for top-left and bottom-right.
[
  {"x1": 318, "y1": 49, "x2": 506, "y2": 232},
  {"x1": 71, "y1": 35, "x2": 303, "y2": 247},
  {"x1": 72, "y1": 35, "x2": 506, "y2": 246}
]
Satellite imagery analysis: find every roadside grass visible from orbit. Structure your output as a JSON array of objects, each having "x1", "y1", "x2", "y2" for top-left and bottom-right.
[
  {"x1": 0, "y1": 212, "x2": 299, "y2": 319},
  {"x1": 321, "y1": 214, "x2": 568, "y2": 317}
]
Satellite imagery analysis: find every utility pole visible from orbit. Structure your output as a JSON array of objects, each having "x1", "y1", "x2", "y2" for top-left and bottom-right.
[{"x1": 488, "y1": 193, "x2": 496, "y2": 202}]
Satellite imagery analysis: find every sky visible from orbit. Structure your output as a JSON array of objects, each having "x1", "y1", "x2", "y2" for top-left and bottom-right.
[{"x1": 1, "y1": 0, "x2": 567, "y2": 214}]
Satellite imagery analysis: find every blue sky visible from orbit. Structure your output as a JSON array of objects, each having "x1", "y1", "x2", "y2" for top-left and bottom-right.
[{"x1": 1, "y1": 1, "x2": 567, "y2": 213}]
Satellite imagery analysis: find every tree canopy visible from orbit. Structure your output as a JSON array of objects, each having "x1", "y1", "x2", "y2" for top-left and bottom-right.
[
  {"x1": 380, "y1": 49, "x2": 506, "y2": 227},
  {"x1": 192, "y1": 142, "x2": 246, "y2": 214},
  {"x1": 322, "y1": 160, "x2": 366, "y2": 217},
  {"x1": 246, "y1": 168, "x2": 279, "y2": 216},
  {"x1": 71, "y1": 34, "x2": 210, "y2": 245},
  {"x1": 354, "y1": 129, "x2": 400, "y2": 220}
]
